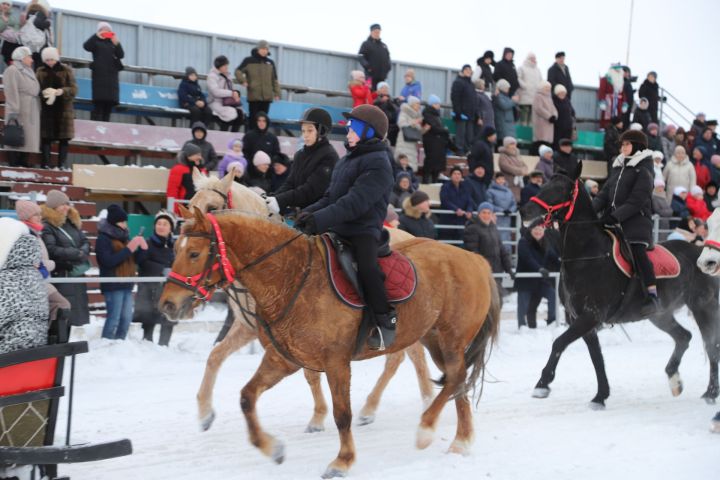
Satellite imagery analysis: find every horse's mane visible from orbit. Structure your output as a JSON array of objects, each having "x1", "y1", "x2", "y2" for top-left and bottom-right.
[
  {"x1": 192, "y1": 169, "x2": 275, "y2": 220},
  {"x1": 181, "y1": 210, "x2": 299, "y2": 237}
]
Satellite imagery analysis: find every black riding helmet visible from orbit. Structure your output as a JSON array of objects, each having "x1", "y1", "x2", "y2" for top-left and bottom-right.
[{"x1": 301, "y1": 107, "x2": 332, "y2": 138}]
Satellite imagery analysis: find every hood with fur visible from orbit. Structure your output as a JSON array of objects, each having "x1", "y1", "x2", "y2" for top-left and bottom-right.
[
  {"x1": 402, "y1": 196, "x2": 431, "y2": 219},
  {"x1": 0, "y1": 218, "x2": 30, "y2": 269},
  {"x1": 41, "y1": 204, "x2": 82, "y2": 229}
]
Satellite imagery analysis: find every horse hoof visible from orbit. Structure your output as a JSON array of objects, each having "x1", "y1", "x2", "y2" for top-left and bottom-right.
[
  {"x1": 532, "y1": 387, "x2": 550, "y2": 399},
  {"x1": 669, "y1": 373, "x2": 683, "y2": 397},
  {"x1": 321, "y1": 467, "x2": 348, "y2": 478},
  {"x1": 305, "y1": 423, "x2": 325, "y2": 433},
  {"x1": 416, "y1": 426, "x2": 434, "y2": 450},
  {"x1": 357, "y1": 414, "x2": 375, "y2": 426},
  {"x1": 199, "y1": 410, "x2": 216, "y2": 432},
  {"x1": 588, "y1": 401, "x2": 606, "y2": 411},
  {"x1": 447, "y1": 440, "x2": 471, "y2": 456},
  {"x1": 271, "y1": 441, "x2": 286, "y2": 464}
]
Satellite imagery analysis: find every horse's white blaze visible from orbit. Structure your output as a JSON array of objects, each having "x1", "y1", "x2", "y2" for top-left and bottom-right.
[{"x1": 180, "y1": 236, "x2": 187, "y2": 248}]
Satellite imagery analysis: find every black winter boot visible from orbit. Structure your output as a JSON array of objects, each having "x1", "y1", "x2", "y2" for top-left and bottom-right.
[
  {"x1": 367, "y1": 309, "x2": 397, "y2": 351},
  {"x1": 638, "y1": 295, "x2": 659, "y2": 318}
]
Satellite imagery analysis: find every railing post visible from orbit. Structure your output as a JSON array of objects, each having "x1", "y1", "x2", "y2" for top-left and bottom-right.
[
  {"x1": 659, "y1": 87, "x2": 665, "y2": 126},
  {"x1": 653, "y1": 214, "x2": 659, "y2": 245},
  {"x1": 167, "y1": 197, "x2": 175, "y2": 213}
]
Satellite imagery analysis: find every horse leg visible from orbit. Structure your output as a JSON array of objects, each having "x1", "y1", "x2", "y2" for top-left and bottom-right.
[
  {"x1": 447, "y1": 394, "x2": 474, "y2": 456},
  {"x1": 689, "y1": 306, "x2": 720, "y2": 403},
  {"x1": 358, "y1": 351, "x2": 405, "y2": 426},
  {"x1": 240, "y1": 350, "x2": 299, "y2": 464},
  {"x1": 649, "y1": 313, "x2": 692, "y2": 397},
  {"x1": 303, "y1": 369, "x2": 328, "y2": 432},
  {"x1": 197, "y1": 320, "x2": 257, "y2": 431},
  {"x1": 582, "y1": 329, "x2": 610, "y2": 409},
  {"x1": 533, "y1": 318, "x2": 598, "y2": 398},
  {"x1": 406, "y1": 342, "x2": 435, "y2": 408},
  {"x1": 321, "y1": 362, "x2": 356, "y2": 479}
]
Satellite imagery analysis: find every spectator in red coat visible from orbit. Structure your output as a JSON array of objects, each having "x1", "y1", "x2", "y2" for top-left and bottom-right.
[
  {"x1": 167, "y1": 143, "x2": 207, "y2": 214},
  {"x1": 687, "y1": 185, "x2": 712, "y2": 220},
  {"x1": 692, "y1": 146, "x2": 711, "y2": 189},
  {"x1": 348, "y1": 70, "x2": 375, "y2": 107}
]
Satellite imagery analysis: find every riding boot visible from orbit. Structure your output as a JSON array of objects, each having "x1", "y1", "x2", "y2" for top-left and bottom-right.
[
  {"x1": 638, "y1": 295, "x2": 660, "y2": 318},
  {"x1": 367, "y1": 308, "x2": 397, "y2": 351}
]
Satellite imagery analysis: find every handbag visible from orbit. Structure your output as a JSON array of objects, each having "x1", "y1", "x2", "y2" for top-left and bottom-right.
[
  {"x1": 222, "y1": 95, "x2": 241, "y2": 107},
  {"x1": 401, "y1": 126, "x2": 422, "y2": 142},
  {"x1": 1, "y1": 118, "x2": 25, "y2": 147},
  {"x1": 69, "y1": 259, "x2": 92, "y2": 277}
]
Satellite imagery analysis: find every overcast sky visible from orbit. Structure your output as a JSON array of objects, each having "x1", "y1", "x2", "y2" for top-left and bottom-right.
[{"x1": 52, "y1": 0, "x2": 719, "y2": 126}]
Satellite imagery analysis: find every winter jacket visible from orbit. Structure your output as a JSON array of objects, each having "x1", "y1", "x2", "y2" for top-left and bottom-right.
[
  {"x1": 463, "y1": 219, "x2": 512, "y2": 274},
  {"x1": 358, "y1": 36, "x2": 391, "y2": 82},
  {"x1": 468, "y1": 139, "x2": 495, "y2": 187},
  {"x1": 183, "y1": 122, "x2": 218, "y2": 171},
  {"x1": 167, "y1": 154, "x2": 208, "y2": 214},
  {"x1": 217, "y1": 142, "x2": 247, "y2": 178},
  {"x1": 604, "y1": 124, "x2": 621, "y2": 167},
  {"x1": 242, "y1": 112, "x2": 281, "y2": 166},
  {"x1": 177, "y1": 76, "x2": 207, "y2": 108},
  {"x1": 242, "y1": 166, "x2": 273, "y2": 194},
  {"x1": 374, "y1": 96, "x2": 399, "y2": 143},
  {"x1": 475, "y1": 90, "x2": 495, "y2": 128},
  {"x1": 498, "y1": 146, "x2": 528, "y2": 195},
  {"x1": 35, "y1": 62, "x2": 77, "y2": 140},
  {"x1": 349, "y1": 79, "x2": 375, "y2": 107},
  {"x1": 493, "y1": 92, "x2": 516, "y2": 142},
  {"x1": 41, "y1": 205, "x2": 90, "y2": 326},
  {"x1": 670, "y1": 194, "x2": 689, "y2": 219},
  {"x1": 686, "y1": 195, "x2": 711, "y2": 220},
  {"x1": 398, "y1": 196, "x2": 436, "y2": 239},
  {"x1": 553, "y1": 95, "x2": 575, "y2": 146},
  {"x1": 515, "y1": 229, "x2": 560, "y2": 292},
  {"x1": 392, "y1": 163, "x2": 420, "y2": 190},
  {"x1": 479, "y1": 63, "x2": 495, "y2": 92},
  {"x1": 493, "y1": 59, "x2": 519, "y2": 96},
  {"x1": 661, "y1": 136, "x2": 676, "y2": 163},
  {"x1": 451, "y1": 75, "x2": 476, "y2": 119},
  {"x1": 633, "y1": 109, "x2": 651, "y2": 132},
  {"x1": 532, "y1": 89, "x2": 557, "y2": 143},
  {"x1": 486, "y1": 182, "x2": 518, "y2": 213},
  {"x1": 206, "y1": 67, "x2": 241, "y2": 123},
  {"x1": 0, "y1": 220, "x2": 48, "y2": 355},
  {"x1": 693, "y1": 158, "x2": 711, "y2": 189},
  {"x1": 517, "y1": 59, "x2": 543, "y2": 106},
  {"x1": 304, "y1": 139, "x2": 393, "y2": 240},
  {"x1": 465, "y1": 172, "x2": 488, "y2": 208},
  {"x1": 536, "y1": 156, "x2": 553, "y2": 183},
  {"x1": 593, "y1": 150, "x2": 655, "y2": 245},
  {"x1": 95, "y1": 220, "x2": 140, "y2": 292},
  {"x1": 133, "y1": 233, "x2": 174, "y2": 328},
  {"x1": 440, "y1": 180, "x2": 474, "y2": 213},
  {"x1": 274, "y1": 137, "x2": 338, "y2": 211},
  {"x1": 421, "y1": 106, "x2": 452, "y2": 175},
  {"x1": 651, "y1": 191, "x2": 674, "y2": 220},
  {"x1": 648, "y1": 134, "x2": 662, "y2": 153},
  {"x1": 82, "y1": 34, "x2": 124, "y2": 104},
  {"x1": 638, "y1": 79, "x2": 660, "y2": 123},
  {"x1": 663, "y1": 154, "x2": 696, "y2": 201},
  {"x1": 694, "y1": 136, "x2": 717, "y2": 164},
  {"x1": 396, "y1": 103, "x2": 423, "y2": 170},
  {"x1": 520, "y1": 182, "x2": 541, "y2": 206},
  {"x1": 235, "y1": 48, "x2": 281, "y2": 102},
  {"x1": 400, "y1": 81, "x2": 422, "y2": 101},
  {"x1": 553, "y1": 150, "x2": 578, "y2": 176},
  {"x1": 547, "y1": 62, "x2": 574, "y2": 98},
  {"x1": 3, "y1": 63, "x2": 40, "y2": 153}
]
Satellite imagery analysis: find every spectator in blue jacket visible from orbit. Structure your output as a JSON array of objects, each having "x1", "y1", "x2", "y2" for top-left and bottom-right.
[
  {"x1": 487, "y1": 171, "x2": 517, "y2": 242},
  {"x1": 515, "y1": 225, "x2": 559, "y2": 328},
  {"x1": 451, "y1": 64, "x2": 477, "y2": 153},
  {"x1": 177, "y1": 67, "x2": 214, "y2": 127},
  {"x1": 440, "y1": 166, "x2": 474, "y2": 240},
  {"x1": 493, "y1": 79, "x2": 518, "y2": 144},
  {"x1": 398, "y1": 68, "x2": 422, "y2": 103},
  {"x1": 96, "y1": 205, "x2": 148, "y2": 340}
]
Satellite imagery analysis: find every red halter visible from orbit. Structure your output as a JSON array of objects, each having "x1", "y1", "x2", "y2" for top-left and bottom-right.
[
  {"x1": 704, "y1": 239, "x2": 720, "y2": 252},
  {"x1": 529, "y1": 179, "x2": 580, "y2": 227}
]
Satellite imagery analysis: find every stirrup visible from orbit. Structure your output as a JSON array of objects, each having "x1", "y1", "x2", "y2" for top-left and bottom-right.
[{"x1": 368, "y1": 325, "x2": 387, "y2": 351}]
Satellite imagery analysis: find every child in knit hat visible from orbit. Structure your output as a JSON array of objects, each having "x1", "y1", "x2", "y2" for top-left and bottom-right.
[
  {"x1": 218, "y1": 138, "x2": 247, "y2": 179},
  {"x1": 243, "y1": 151, "x2": 273, "y2": 194}
]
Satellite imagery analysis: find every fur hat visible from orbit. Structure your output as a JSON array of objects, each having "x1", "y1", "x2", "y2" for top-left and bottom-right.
[
  {"x1": 553, "y1": 84, "x2": 567, "y2": 96},
  {"x1": 407, "y1": 95, "x2": 421, "y2": 105},
  {"x1": 253, "y1": 151, "x2": 271, "y2": 167},
  {"x1": 673, "y1": 186, "x2": 687, "y2": 196},
  {"x1": 11, "y1": 46, "x2": 31, "y2": 62},
  {"x1": 45, "y1": 190, "x2": 70, "y2": 209},
  {"x1": 106, "y1": 204, "x2": 128, "y2": 226},
  {"x1": 503, "y1": 136, "x2": 517, "y2": 147},
  {"x1": 620, "y1": 129, "x2": 649, "y2": 149},
  {"x1": 652, "y1": 150, "x2": 664, "y2": 160},
  {"x1": 154, "y1": 210, "x2": 175, "y2": 230},
  {"x1": 427, "y1": 94, "x2": 441, "y2": 105},
  {"x1": 41, "y1": 47, "x2": 59, "y2": 63},
  {"x1": 539, "y1": 145, "x2": 553, "y2": 157},
  {"x1": 15, "y1": 199, "x2": 41, "y2": 221},
  {"x1": 496, "y1": 79, "x2": 511, "y2": 93},
  {"x1": 409, "y1": 190, "x2": 430, "y2": 207},
  {"x1": 478, "y1": 201, "x2": 494, "y2": 212},
  {"x1": 690, "y1": 185, "x2": 704, "y2": 196}
]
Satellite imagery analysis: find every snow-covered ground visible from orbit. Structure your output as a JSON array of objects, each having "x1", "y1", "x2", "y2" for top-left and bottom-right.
[{"x1": 58, "y1": 302, "x2": 717, "y2": 480}]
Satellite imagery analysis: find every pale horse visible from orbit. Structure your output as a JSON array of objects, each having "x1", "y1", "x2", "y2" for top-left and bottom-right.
[{"x1": 187, "y1": 166, "x2": 434, "y2": 432}]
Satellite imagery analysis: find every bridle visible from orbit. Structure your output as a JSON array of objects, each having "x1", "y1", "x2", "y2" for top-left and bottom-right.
[
  {"x1": 210, "y1": 188, "x2": 233, "y2": 210},
  {"x1": 529, "y1": 178, "x2": 580, "y2": 228},
  {"x1": 704, "y1": 239, "x2": 720, "y2": 253}
]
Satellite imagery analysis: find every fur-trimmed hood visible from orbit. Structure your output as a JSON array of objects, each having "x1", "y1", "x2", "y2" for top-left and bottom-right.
[
  {"x1": 0, "y1": 217, "x2": 30, "y2": 269},
  {"x1": 41, "y1": 204, "x2": 82, "y2": 229},
  {"x1": 402, "y1": 196, "x2": 431, "y2": 219}
]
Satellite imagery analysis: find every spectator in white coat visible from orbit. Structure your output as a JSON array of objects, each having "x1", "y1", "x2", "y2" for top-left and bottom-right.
[
  {"x1": 517, "y1": 52, "x2": 543, "y2": 125},
  {"x1": 207, "y1": 55, "x2": 244, "y2": 132}
]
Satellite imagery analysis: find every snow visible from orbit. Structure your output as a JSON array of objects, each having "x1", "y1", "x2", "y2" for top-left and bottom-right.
[
  {"x1": 0, "y1": 170, "x2": 39, "y2": 180},
  {"x1": 58, "y1": 305, "x2": 717, "y2": 480}
]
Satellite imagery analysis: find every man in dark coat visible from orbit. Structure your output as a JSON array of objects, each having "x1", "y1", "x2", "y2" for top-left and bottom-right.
[
  {"x1": 399, "y1": 191, "x2": 436, "y2": 239},
  {"x1": 638, "y1": 71, "x2": 660, "y2": 124},
  {"x1": 622, "y1": 66, "x2": 635, "y2": 128},
  {"x1": 177, "y1": 67, "x2": 214, "y2": 127},
  {"x1": 296, "y1": 104, "x2": 395, "y2": 350},
  {"x1": 593, "y1": 129, "x2": 657, "y2": 315},
  {"x1": 466, "y1": 163, "x2": 489, "y2": 208},
  {"x1": 493, "y1": 47, "x2": 519, "y2": 96},
  {"x1": 358, "y1": 24, "x2": 391, "y2": 90},
  {"x1": 553, "y1": 139, "x2": 578, "y2": 175},
  {"x1": 477, "y1": 51, "x2": 495, "y2": 92},
  {"x1": 451, "y1": 65, "x2": 477, "y2": 153},
  {"x1": 267, "y1": 108, "x2": 338, "y2": 214},
  {"x1": 520, "y1": 171, "x2": 544, "y2": 206},
  {"x1": 515, "y1": 225, "x2": 560, "y2": 328},
  {"x1": 547, "y1": 52, "x2": 574, "y2": 99},
  {"x1": 235, "y1": 40, "x2": 281, "y2": 124},
  {"x1": 83, "y1": 22, "x2": 124, "y2": 122},
  {"x1": 183, "y1": 121, "x2": 218, "y2": 171},
  {"x1": 242, "y1": 112, "x2": 281, "y2": 171},
  {"x1": 421, "y1": 100, "x2": 454, "y2": 183},
  {"x1": 552, "y1": 86, "x2": 575, "y2": 148},
  {"x1": 468, "y1": 126, "x2": 497, "y2": 188},
  {"x1": 603, "y1": 116, "x2": 623, "y2": 169}
]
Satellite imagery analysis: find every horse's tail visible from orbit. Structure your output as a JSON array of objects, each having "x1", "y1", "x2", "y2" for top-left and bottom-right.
[{"x1": 463, "y1": 276, "x2": 501, "y2": 401}]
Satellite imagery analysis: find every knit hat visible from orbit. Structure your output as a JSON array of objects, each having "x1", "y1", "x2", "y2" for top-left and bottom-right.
[
  {"x1": 629, "y1": 122, "x2": 643, "y2": 131},
  {"x1": 478, "y1": 201, "x2": 494, "y2": 212},
  {"x1": 154, "y1": 210, "x2": 176, "y2": 230},
  {"x1": 257, "y1": 40, "x2": 270, "y2": 50},
  {"x1": 45, "y1": 190, "x2": 70, "y2": 209},
  {"x1": 654, "y1": 178, "x2": 665, "y2": 188},
  {"x1": 555, "y1": 51, "x2": 566, "y2": 58},
  {"x1": 253, "y1": 151, "x2": 271, "y2": 167},
  {"x1": 427, "y1": 94, "x2": 441, "y2": 106},
  {"x1": 461, "y1": 64, "x2": 472, "y2": 72},
  {"x1": 496, "y1": 79, "x2": 511, "y2": 93},
  {"x1": 690, "y1": 185, "x2": 704, "y2": 196},
  {"x1": 553, "y1": 84, "x2": 567, "y2": 95},
  {"x1": 182, "y1": 142, "x2": 202, "y2": 158},
  {"x1": 15, "y1": 200, "x2": 41, "y2": 221},
  {"x1": 652, "y1": 150, "x2": 664, "y2": 160},
  {"x1": 529, "y1": 170, "x2": 544, "y2": 178},
  {"x1": 370, "y1": 23, "x2": 381, "y2": 31},
  {"x1": 647, "y1": 122, "x2": 659, "y2": 132},
  {"x1": 539, "y1": 145, "x2": 553, "y2": 157},
  {"x1": 228, "y1": 160, "x2": 245, "y2": 176},
  {"x1": 503, "y1": 47, "x2": 515, "y2": 56},
  {"x1": 407, "y1": 95, "x2": 421, "y2": 105},
  {"x1": 97, "y1": 21, "x2": 112, "y2": 33},
  {"x1": 376, "y1": 81, "x2": 390, "y2": 92},
  {"x1": 409, "y1": 190, "x2": 430, "y2": 207},
  {"x1": 11, "y1": 46, "x2": 31, "y2": 62},
  {"x1": 673, "y1": 186, "x2": 687, "y2": 196},
  {"x1": 620, "y1": 129, "x2": 649, "y2": 149},
  {"x1": 663, "y1": 124, "x2": 677, "y2": 135},
  {"x1": 185, "y1": 66, "x2": 197, "y2": 77},
  {"x1": 272, "y1": 153, "x2": 291, "y2": 167},
  {"x1": 41, "y1": 47, "x2": 59, "y2": 63},
  {"x1": 503, "y1": 136, "x2": 517, "y2": 147},
  {"x1": 107, "y1": 204, "x2": 128, "y2": 225},
  {"x1": 584, "y1": 179, "x2": 599, "y2": 190},
  {"x1": 482, "y1": 126, "x2": 497, "y2": 139}
]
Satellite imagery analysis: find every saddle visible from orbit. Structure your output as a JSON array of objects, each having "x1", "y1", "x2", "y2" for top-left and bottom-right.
[
  {"x1": 606, "y1": 231, "x2": 681, "y2": 279},
  {"x1": 320, "y1": 232, "x2": 418, "y2": 309}
]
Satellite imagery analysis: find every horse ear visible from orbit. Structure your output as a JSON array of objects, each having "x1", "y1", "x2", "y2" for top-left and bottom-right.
[
  {"x1": 192, "y1": 206, "x2": 210, "y2": 231},
  {"x1": 177, "y1": 203, "x2": 193, "y2": 220},
  {"x1": 574, "y1": 160, "x2": 584, "y2": 180},
  {"x1": 220, "y1": 166, "x2": 235, "y2": 193},
  {"x1": 192, "y1": 166, "x2": 205, "y2": 187}
]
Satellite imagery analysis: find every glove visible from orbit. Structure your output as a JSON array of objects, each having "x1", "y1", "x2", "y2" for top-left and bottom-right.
[
  {"x1": 548, "y1": 115, "x2": 556, "y2": 123},
  {"x1": 460, "y1": 114, "x2": 469, "y2": 121},
  {"x1": 599, "y1": 212, "x2": 617, "y2": 226},
  {"x1": 598, "y1": 100, "x2": 607, "y2": 111},
  {"x1": 266, "y1": 196, "x2": 280, "y2": 214},
  {"x1": 295, "y1": 213, "x2": 318, "y2": 235},
  {"x1": 503, "y1": 209, "x2": 512, "y2": 216},
  {"x1": 539, "y1": 267, "x2": 550, "y2": 279}
]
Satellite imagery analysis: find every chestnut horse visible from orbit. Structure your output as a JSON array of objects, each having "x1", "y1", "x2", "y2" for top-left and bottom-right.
[
  {"x1": 188, "y1": 168, "x2": 433, "y2": 432},
  {"x1": 160, "y1": 206, "x2": 500, "y2": 478}
]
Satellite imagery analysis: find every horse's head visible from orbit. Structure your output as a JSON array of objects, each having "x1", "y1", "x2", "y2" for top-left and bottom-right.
[
  {"x1": 697, "y1": 208, "x2": 720, "y2": 275},
  {"x1": 159, "y1": 204, "x2": 226, "y2": 321},
  {"x1": 520, "y1": 162, "x2": 583, "y2": 229},
  {"x1": 189, "y1": 166, "x2": 236, "y2": 213}
]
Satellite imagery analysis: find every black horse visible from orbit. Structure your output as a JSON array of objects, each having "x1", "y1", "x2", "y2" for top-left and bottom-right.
[{"x1": 520, "y1": 163, "x2": 720, "y2": 408}]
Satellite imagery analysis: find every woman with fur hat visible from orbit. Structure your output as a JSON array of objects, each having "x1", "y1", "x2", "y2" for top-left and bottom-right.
[
  {"x1": 41, "y1": 189, "x2": 91, "y2": 326},
  {"x1": 167, "y1": 143, "x2": 207, "y2": 215},
  {"x1": 177, "y1": 66, "x2": 214, "y2": 127},
  {"x1": 593, "y1": 129, "x2": 658, "y2": 316},
  {"x1": 35, "y1": 47, "x2": 77, "y2": 169},
  {"x1": 396, "y1": 95, "x2": 423, "y2": 172},
  {"x1": 207, "y1": 55, "x2": 244, "y2": 132},
  {"x1": 3, "y1": 46, "x2": 40, "y2": 166},
  {"x1": 133, "y1": 210, "x2": 175, "y2": 346},
  {"x1": 96, "y1": 204, "x2": 147, "y2": 340},
  {"x1": 399, "y1": 190, "x2": 436, "y2": 239},
  {"x1": 83, "y1": 21, "x2": 124, "y2": 122}
]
